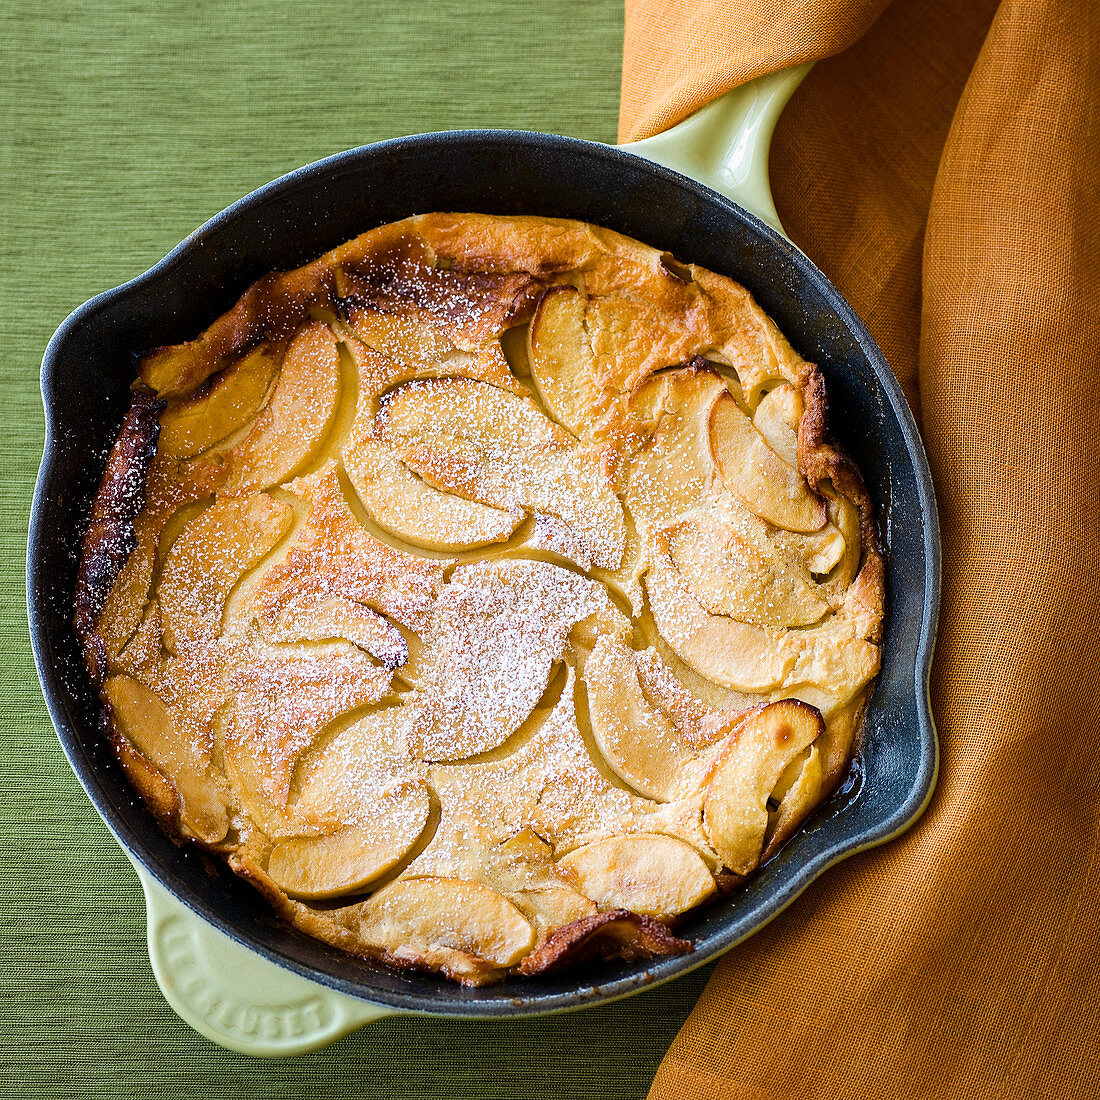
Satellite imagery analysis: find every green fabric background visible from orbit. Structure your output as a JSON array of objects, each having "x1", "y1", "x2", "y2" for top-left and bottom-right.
[{"x1": 1, "y1": 1, "x2": 715, "y2": 1095}]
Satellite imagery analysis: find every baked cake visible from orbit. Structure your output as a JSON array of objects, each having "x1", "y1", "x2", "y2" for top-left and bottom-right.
[{"x1": 74, "y1": 214, "x2": 884, "y2": 985}]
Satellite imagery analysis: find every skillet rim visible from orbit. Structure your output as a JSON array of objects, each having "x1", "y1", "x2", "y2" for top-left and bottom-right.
[{"x1": 28, "y1": 126, "x2": 940, "y2": 1017}]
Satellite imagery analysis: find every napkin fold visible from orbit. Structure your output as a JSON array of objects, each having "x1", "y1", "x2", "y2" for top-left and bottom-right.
[{"x1": 622, "y1": 1, "x2": 1100, "y2": 1096}]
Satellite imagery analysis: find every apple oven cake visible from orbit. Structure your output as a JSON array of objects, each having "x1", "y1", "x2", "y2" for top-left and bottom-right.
[{"x1": 74, "y1": 213, "x2": 884, "y2": 985}]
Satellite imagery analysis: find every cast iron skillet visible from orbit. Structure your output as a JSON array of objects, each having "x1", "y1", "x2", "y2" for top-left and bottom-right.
[{"x1": 29, "y1": 125, "x2": 939, "y2": 1022}]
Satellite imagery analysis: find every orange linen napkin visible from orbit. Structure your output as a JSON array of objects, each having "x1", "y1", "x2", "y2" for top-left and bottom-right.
[{"x1": 622, "y1": 1, "x2": 1100, "y2": 1096}]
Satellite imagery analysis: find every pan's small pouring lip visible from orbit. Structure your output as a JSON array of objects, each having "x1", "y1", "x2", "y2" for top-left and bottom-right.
[{"x1": 28, "y1": 68, "x2": 939, "y2": 1054}]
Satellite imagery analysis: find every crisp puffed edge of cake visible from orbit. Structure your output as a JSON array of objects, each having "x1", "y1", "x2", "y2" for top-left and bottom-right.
[{"x1": 74, "y1": 388, "x2": 165, "y2": 688}]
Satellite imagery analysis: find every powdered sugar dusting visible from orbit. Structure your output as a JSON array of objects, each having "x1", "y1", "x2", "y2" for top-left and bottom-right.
[{"x1": 406, "y1": 559, "x2": 606, "y2": 761}]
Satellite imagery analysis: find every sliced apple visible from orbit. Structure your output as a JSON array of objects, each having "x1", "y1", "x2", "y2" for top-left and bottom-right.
[
  {"x1": 760, "y1": 744, "x2": 824, "y2": 863},
  {"x1": 342, "y1": 303, "x2": 456, "y2": 365},
  {"x1": 420, "y1": 668, "x2": 639, "y2": 863},
  {"x1": 556, "y1": 834, "x2": 717, "y2": 917},
  {"x1": 568, "y1": 598, "x2": 632, "y2": 651},
  {"x1": 787, "y1": 524, "x2": 848, "y2": 578},
  {"x1": 779, "y1": 612, "x2": 882, "y2": 717},
  {"x1": 526, "y1": 284, "x2": 603, "y2": 434},
  {"x1": 645, "y1": 545, "x2": 797, "y2": 692},
  {"x1": 223, "y1": 724, "x2": 301, "y2": 837},
  {"x1": 114, "y1": 598, "x2": 163, "y2": 679},
  {"x1": 158, "y1": 345, "x2": 277, "y2": 458},
  {"x1": 405, "y1": 559, "x2": 610, "y2": 761},
  {"x1": 224, "y1": 321, "x2": 341, "y2": 493},
  {"x1": 510, "y1": 886, "x2": 599, "y2": 931},
  {"x1": 752, "y1": 382, "x2": 802, "y2": 467},
  {"x1": 646, "y1": 538, "x2": 879, "y2": 700},
  {"x1": 253, "y1": 463, "x2": 451, "y2": 636},
  {"x1": 822, "y1": 490, "x2": 862, "y2": 587},
  {"x1": 343, "y1": 435, "x2": 521, "y2": 551},
  {"x1": 350, "y1": 877, "x2": 536, "y2": 971},
  {"x1": 524, "y1": 513, "x2": 594, "y2": 571},
  {"x1": 104, "y1": 675, "x2": 229, "y2": 843},
  {"x1": 584, "y1": 293, "x2": 702, "y2": 392},
  {"x1": 266, "y1": 785, "x2": 432, "y2": 899},
  {"x1": 293, "y1": 708, "x2": 418, "y2": 823},
  {"x1": 665, "y1": 514, "x2": 828, "y2": 628},
  {"x1": 703, "y1": 699, "x2": 824, "y2": 874},
  {"x1": 710, "y1": 392, "x2": 825, "y2": 533},
  {"x1": 375, "y1": 377, "x2": 625, "y2": 570},
  {"x1": 258, "y1": 591, "x2": 408, "y2": 669},
  {"x1": 633, "y1": 646, "x2": 727, "y2": 747},
  {"x1": 583, "y1": 637, "x2": 699, "y2": 801},
  {"x1": 231, "y1": 648, "x2": 394, "y2": 804},
  {"x1": 158, "y1": 494, "x2": 293, "y2": 656},
  {"x1": 486, "y1": 833, "x2": 599, "y2": 930},
  {"x1": 623, "y1": 369, "x2": 726, "y2": 544}
]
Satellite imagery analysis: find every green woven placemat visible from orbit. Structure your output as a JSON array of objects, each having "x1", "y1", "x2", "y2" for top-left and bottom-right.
[{"x1": 0, "y1": 2, "x2": 715, "y2": 1095}]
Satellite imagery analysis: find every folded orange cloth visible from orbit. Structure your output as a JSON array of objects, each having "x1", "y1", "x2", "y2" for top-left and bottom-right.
[{"x1": 623, "y1": 1, "x2": 1100, "y2": 1096}]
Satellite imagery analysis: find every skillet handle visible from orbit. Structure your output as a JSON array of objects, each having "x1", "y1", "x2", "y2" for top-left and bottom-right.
[
  {"x1": 619, "y1": 63, "x2": 813, "y2": 239},
  {"x1": 133, "y1": 861, "x2": 392, "y2": 1055}
]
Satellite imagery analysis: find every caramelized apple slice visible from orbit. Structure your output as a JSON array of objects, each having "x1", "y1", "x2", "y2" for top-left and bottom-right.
[
  {"x1": 104, "y1": 675, "x2": 229, "y2": 843},
  {"x1": 342, "y1": 304, "x2": 457, "y2": 365},
  {"x1": 225, "y1": 321, "x2": 341, "y2": 493},
  {"x1": 557, "y1": 834, "x2": 717, "y2": 917},
  {"x1": 703, "y1": 700, "x2": 824, "y2": 874},
  {"x1": 351, "y1": 877, "x2": 536, "y2": 977},
  {"x1": 266, "y1": 785, "x2": 432, "y2": 899},
  {"x1": 406, "y1": 559, "x2": 610, "y2": 760},
  {"x1": 343, "y1": 436, "x2": 521, "y2": 551},
  {"x1": 158, "y1": 345, "x2": 277, "y2": 458},
  {"x1": 411, "y1": 668, "x2": 643, "y2": 879},
  {"x1": 584, "y1": 293, "x2": 703, "y2": 391},
  {"x1": 231, "y1": 648, "x2": 394, "y2": 805},
  {"x1": 510, "y1": 886, "x2": 599, "y2": 931},
  {"x1": 375, "y1": 377, "x2": 625, "y2": 570},
  {"x1": 583, "y1": 637, "x2": 698, "y2": 801},
  {"x1": 799, "y1": 525, "x2": 848, "y2": 577},
  {"x1": 223, "y1": 728, "x2": 301, "y2": 837},
  {"x1": 665, "y1": 514, "x2": 828, "y2": 628},
  {"x1": 646, "y1": 540, "x2": 879, "y2": 700},
  {"x1": 710, "y1": 392, "x2": 825, "y2": 533},
  {"x1": 524, "y1": 513, "x2": 595, "y2": 571},
  {"x1": 526, "y1": 284, "x2": 603, "y2": 433},
  {"x1": 159, "y1": 494, "x2": 293, "y2": 655},
  {"x1": 253, "y1": 463, "x2": 451, "y2": 636}
]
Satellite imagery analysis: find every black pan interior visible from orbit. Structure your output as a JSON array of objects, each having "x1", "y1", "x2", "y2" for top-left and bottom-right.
[{"x1": 29, "y1": 130, "x2": 939, "y2": 1017}]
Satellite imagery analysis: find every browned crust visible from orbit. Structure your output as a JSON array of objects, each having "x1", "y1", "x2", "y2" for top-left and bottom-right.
[
  {"x1": 799, "y1": 370, "x2": 882, "y2": 557},
  {"x1": 110, "y1": 714, "x2": 184, "y2": 838},
  {"x1": 517, "y1": 909, "x2": 692, "y2": 976},
  {"x1": 73, "y1": 388, "x2": 164, "y2": 685},
  {"x1": 140, "y1": 262, "x2": 335, "y2": 398},
  {"x1": 798, "y1": 369, "x2": 885, "y2": 643}
]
